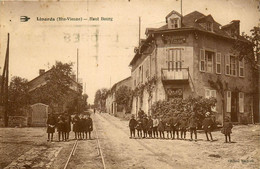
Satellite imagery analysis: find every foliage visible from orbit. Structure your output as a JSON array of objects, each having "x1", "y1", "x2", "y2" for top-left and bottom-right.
[
  {"x1": 115, "y1": 85, "x2": 132, "y2": 114},
  {"x1": 30, "y1": 61, "x2": 78, "y2": 112},
  {"x1": 151, "y1": 96, "x2": 217, "y2": 124},
  {"x1": 232, "y1": 26, "x2": 259, "y2": 70},
  {"x1": 8, "y1": 76, "x2": 30, "y2": 115},
  {"x1": 94, "y1": 88, "x2": 108, "y2": 111}
]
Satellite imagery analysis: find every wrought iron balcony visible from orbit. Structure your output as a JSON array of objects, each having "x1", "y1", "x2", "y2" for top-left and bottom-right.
[{"x1": 161, "y1": 68, "x2": 189, "y2": 84}]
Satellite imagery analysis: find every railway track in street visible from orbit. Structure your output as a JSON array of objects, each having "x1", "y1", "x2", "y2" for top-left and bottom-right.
[{"x1": 63, "y1": 113, "x2": 106, "y2": 169}]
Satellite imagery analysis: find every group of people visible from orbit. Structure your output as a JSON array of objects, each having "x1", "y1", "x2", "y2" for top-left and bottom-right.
[
  {"x1": 46, "y1": 112, "x2": 93, "y2": 142},
  {"x1": 129, "y1": 110, "x2": 233, "y2": 143}
]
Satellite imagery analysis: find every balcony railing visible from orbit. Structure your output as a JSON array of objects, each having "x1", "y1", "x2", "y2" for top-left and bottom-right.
[{"x1": 161, "y1": 68, "x2": 189, "y2": 81}]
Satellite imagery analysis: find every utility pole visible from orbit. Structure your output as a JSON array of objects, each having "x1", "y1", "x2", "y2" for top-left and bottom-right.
[
  {"x1": 180, "y1": 0, "x2": 183, "y2": 26},
  {"x1": 77, "y1": 48, "x2": 79, "y2": 83},
  {"x1": 1, "y1": 33, "x2": 10, "y2": 127},
  {"x1": 139, "y1": 16, "x2": 141, "y2": 47}
]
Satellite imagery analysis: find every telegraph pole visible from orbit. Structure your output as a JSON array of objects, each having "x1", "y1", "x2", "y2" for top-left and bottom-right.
[{"x1": 1, "y1": 33, "x2": 10, "y2": 127}]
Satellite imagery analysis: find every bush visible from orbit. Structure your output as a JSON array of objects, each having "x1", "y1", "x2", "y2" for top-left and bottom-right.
[{"x1": 151, "y1": 96, "x2": 217, "y2": 125}]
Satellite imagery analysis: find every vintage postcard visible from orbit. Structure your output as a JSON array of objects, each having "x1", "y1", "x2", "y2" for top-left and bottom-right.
[{"x1": 0, "y1": 0, "x2": 259, "y2": 169}]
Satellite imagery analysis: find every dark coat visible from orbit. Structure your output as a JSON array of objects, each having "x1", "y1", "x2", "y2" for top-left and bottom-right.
[
  {"x1": 86, "y1": 117, "x2": 93, "y2": 131},
  {"x1": 129, "y1": 119, "x2": 137, "y2": 129},
  {"x1": 72, "y1": 115, "x2": 80, "y2": 132},
  {"x1": 64, "y1": 115, "x2": 71, "y2": 132},
  {"x1": 46, "y1": 116, "x2": 55, "y2": 133},
  {"x1": 202, "y1": 117, "x2": 213, "y2": 132},
  {"x1": 136, "y1": 119, "x2": 143, "y2": 130},
  {"x1": 179, "y1": 119, "x2": 188, "y2": 130},
  {"x1": 157, "y1": 121, "x2": 164, "y2": 132},
  {"x1": 171, "y1": 117, "x2": 179, "y2": 129},
  {"x1": 188, "y1": 116, "x2": 198, "y2": 128},
  {"x1": 165, "y1": 118, "x2": 172, "y2": 131},
  {"x1": 142, "y1": 117, "x2": 148, "y2": 130},
  {"x1": 221, "y1": 121, "x2": 233, "y2": 135},
  {"x1": 57, "y1": 117, "x2": 65, "y2": 132},
  {"x1": 147, "y1": 119, "x2": 153, "y2": 132}
]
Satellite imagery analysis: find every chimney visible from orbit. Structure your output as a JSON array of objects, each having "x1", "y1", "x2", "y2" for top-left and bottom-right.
[
  {"x1": 39, "y1": 69, "x2": 45, "y2": 75},
  {"x1": 231, "y1": 20, "x2": 240, "y2": 36}
]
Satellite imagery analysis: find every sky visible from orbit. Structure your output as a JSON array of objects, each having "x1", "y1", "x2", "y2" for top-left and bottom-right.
[{"x1": 0, "y1": 0, "x2": 259, "y2": 103}]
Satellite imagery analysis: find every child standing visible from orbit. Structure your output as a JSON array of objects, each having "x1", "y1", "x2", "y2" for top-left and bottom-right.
[
  {"x1": 46, "y1": 113, "x2": 55, "y2": 142},
  {"x1": 165, "y1": 118, "x2": 172, "y2": 139},
  {"x1": 221, "y1": 116, "x2": 233, "y2": 143},
  {"x1": 188, "y1": 113, "x2": 198, "y2": 141},
  {"x1": 142, "y1": 115, "x2": 148, "y2": 138},
  {"x1": 72, "y1": 113, "x2": 80, "y2": 140},
  {"x1": 129, "y1": 115, "x2": 137, "y2": 138},
  {"x1": 171, "y1": 115, "x2": 180, "y2": 139},
  {"x1": 86, "y1": 114, "x2": 93, "y2": 139},
  {"x1": 136, "y1": 117, "x2": 143, "y2": 138},
  {"x1": 180, "y1": 117, "x2": 187, "y2": 140},
  {"x1": 157, "y1": 117, "x2": 165, "y2": 139},
  {"x1": 147, "y1": 116, "x2": 153, "y2": 138},
  {"x1": 202, "y1": 112, "x2": 214, "y2": 141},
  {"x1": 152, "y1": 116, "x2": 159, "y2": 138},
  {"x1": 57, "y1": 115, "x2": 65, "y2": 142}
]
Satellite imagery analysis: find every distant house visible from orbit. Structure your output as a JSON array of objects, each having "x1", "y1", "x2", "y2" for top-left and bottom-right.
[
  {"x1": 28, "y1": 69, "x2": 83, "y2": 114},
  {"x1": 129, "y1": 10, "x2": 259, "y2": 124},
  {"x1": 106, "y1": 76, "x2": 132, "y2": 115}
]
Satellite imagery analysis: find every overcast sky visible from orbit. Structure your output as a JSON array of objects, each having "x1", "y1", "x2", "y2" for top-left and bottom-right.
[{"x1": 0, "y1": 0, "x2": 259, "y2": 103}]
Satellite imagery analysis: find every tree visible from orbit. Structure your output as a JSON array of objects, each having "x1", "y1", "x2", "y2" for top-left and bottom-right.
[
  {"x1": 8, "y1": 76, "x2": 30, "y2": 115},
  {"x1": 30, "y1": 61, "x2": 75, "y2": 112},
  {"x1": 115, "y1": 85, "x2": 132, "y2": 114},
  {"x1": 232, "y1": 26, "x2": 259, "y2": 70},
  {"x1": 94, "y1": 88, "x2": 108, "y2": 111}
]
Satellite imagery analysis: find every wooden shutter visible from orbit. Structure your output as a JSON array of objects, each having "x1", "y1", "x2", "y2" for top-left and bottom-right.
[
  {"x1": 200, "y1": 49, "x2": 205, "y2": 72},
  {"x1": 239, "y1": 58, "x2": 244, "y2": 77},
  {"x1": 216, "y1": 53, "x2": 221, "y2": 74},
  {"x1": 211, "y1": 90, "x2": 217, "y2": 98},
  {"x1": 225, "y1": 55, "x2": 230, "y2": 75},
  {"x1": 226, "y1": 91, "x2": 231, "y2": 112},
  {"x1": 239, "y1": 92, "x2": 244, "y2": 112}
]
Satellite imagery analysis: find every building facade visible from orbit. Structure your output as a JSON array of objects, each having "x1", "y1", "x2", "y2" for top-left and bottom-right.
[
  {"x1": 129, "y1": 10, "x2": 258, "y2": 124},
  {"x1": 105, "y1": 76, "x2": 132, "y2": 115}
]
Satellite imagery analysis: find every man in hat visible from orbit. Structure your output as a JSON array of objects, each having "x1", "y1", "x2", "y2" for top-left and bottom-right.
[
  {"x1": 129, "y1": 115, "x2": 137, "y2": 138},
  {"x1": 147, "y1": 115, "x2": 153, "y2": 138},
  {"x1": 188, "y1": 112, "x2": 198, "y2": 141},
  {"x1": 142, "y1": 114, "x2": 148, "y2": 138},
  {"x1": 202, "y1": 112, "x2": 214, "y2": 141}
]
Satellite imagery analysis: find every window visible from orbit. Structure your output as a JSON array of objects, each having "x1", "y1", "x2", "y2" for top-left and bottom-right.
[
  {"x1": 239, "y1": 92, "x2": 244, "y2": 112},
  {"x1": 205, "y1": 89, "x2": 216, "y2": 99},
  {"x1": 139, "y1": 66, "x2": 143, "y2": 83},
  {"x1": 199, "y1": 49, "x2": 205, "y2": 72},
  {"x1": 206, "y1": 22, "x2": 213, "y2": 32},
  {"x1": 206, "y1": 51, "x2": 214, "y2": 73},
  {"x1": 170, "y1": 18, "x2": 179, "y2": 29},
  {"x1": 216, "y1": 53, "x2": 221, "y2": 74},
  {"x1": 145, "y1": 69, "x2": 149, "y2": 79},
  {"x1": 230, "y1": 56, "x2": 237, "y2": 76},
  {"x1": 225, "y1": 55, "x2": 230, "y2": 75},
  {"x1": 239, "y1": 58, "x2": 244, "y2": 77},
  {"x1": 167, "y1": 49, "x2": 182, "y2": 70},
  {"x1": 226, "y1": 91, "x2": 231, "y2": 112}
]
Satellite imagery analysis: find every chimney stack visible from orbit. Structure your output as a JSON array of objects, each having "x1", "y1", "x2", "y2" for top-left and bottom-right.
[{"x1": 39, "y1": 69, "x2": 45, "y2": 75}]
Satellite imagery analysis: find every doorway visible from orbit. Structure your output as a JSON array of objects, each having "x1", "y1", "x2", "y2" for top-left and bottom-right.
[{"x1": 231, "y1": 92, "x2": 238, "y2": 122}]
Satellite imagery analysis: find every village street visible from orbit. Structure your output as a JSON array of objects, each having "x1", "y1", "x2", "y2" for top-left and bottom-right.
[{"x1": 1, "y1": 112, "x2": 259, "y2": 169}]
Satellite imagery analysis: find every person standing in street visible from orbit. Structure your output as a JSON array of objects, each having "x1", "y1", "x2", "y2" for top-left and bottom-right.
[
  {"x1": 57, "y1": 114, "x2": 65, "y2": 142},
  {"x1": 46, "y1": 113, "x2": 55, "y2": 142},
  {"x1": 86, "y1": 114, "x2": 93, "y2": 139},
  {"x1": 188, "y1": 113, "x2": 198, "y2": 141},
  {"x1": 72, "y1": 113, "x2": 80, "y2": 140},
  {"x1": 142, "y1": 114, "x2": 148, "y2": 138},
  {"x1": 180, "y1": 117, "x2": 187, "y2": 140},
  {"x1": 147, "y1": 115, "x2": 153, "y2": 138},
  {"x1": 202, "y1": 112, "x2": 214, "y2": 141},
  {"x1": 171, "y1": 115, "x2": 180, "y2": 139},
  {"x1": 136, "y1": 117, "x2": 143, "y2": 138},
  {"x1": 129, "y1": 115, "x2": 137, "y2": 138},
  {"x1": 157, "y1": 117, "x2": 165, "y2": 139},
  {"x1": 152, "y1": 115, "x2": 159, "y2": 138},
  {"x1": 165, "y1": 118, "x2": 172, "y2": 139},
  {"x1": 221, "y1": 116, "x2": 233, "y2": 143},
  {"x1": 64, "y1": 112, "x2": 71, "y2": 141}
]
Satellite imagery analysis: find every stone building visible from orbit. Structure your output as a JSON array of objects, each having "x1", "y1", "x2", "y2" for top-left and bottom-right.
[
  {"x1": 106, "y1": 76, "x2": 132, "y2": 115},
  {"x1": 129, "y1": 10, "x2": 259, "y2": 124},
  {"x1": 28, "y1": 69, "x2": 83, "y2": 114}
]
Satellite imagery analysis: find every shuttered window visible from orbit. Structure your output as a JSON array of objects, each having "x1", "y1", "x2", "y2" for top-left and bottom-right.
[
  {"x1": 225, "y1": 55, "x2": 230, "y2": 75},
  {"x1": 226, "y1": 91, "x2": 231, "y2": 112},
  {"x1": 200, "y1": 49, "x2": 205, "y2": 72},
  {"x1": 239, "y1": 58, "x2": 245, "y2": 77},
  {"x1": 239, "y1": 92, "x2": 244, "y2": 112},
  {"x1": 205, "y1": 89, "x2": 216, "y2": 98},
  {"x1": 216, "y1": 53, "x2": 221, "y2": 74}
]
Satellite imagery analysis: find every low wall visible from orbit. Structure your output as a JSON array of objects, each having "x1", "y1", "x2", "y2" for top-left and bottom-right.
[{"x1": 8, "y1": 116, "x2": 28, "y2": 127}]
